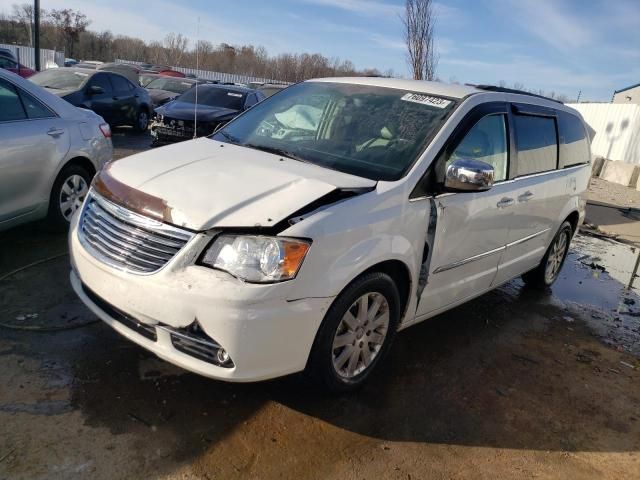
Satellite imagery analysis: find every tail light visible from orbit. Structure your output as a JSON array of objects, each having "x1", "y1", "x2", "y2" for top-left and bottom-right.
[{"x1": 99, "y1": 123, "x2": 111, "y2": 138}]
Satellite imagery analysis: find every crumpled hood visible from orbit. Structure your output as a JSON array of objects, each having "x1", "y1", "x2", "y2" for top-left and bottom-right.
[
  {"x1": 155, "y1": 101, "x2": 238, "y2": 121},
  {"x1": 97, "y1": 138, "x2": 376, "y2": 230},
  {"x1": 148, "y1": 89, "x2": 178, "y2": 106}
]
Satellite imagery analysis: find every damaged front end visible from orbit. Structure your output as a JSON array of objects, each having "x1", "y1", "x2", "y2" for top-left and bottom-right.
[{"x1": 150, "y1": 116, "x2": 222, "y2": 145}]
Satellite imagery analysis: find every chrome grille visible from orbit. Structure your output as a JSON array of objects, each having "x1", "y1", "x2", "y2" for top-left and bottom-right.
[{"x1": 78, "y1": 191, "x2": 193, "y2": 274}]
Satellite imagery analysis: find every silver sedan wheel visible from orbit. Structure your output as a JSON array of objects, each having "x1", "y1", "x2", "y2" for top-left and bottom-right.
[
  {"x1": 59, "y1": 174, "x2": 88, "y2": 221},
  {"x1": 332, "y1": 292, "x2": 390, "y2": 379},
  {"x1": 544, "y1": 230, "x2": 568, "y2": 283}
]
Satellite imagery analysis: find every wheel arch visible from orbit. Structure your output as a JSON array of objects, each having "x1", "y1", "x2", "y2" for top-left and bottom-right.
[{"x1": 349, "y1": 259, "x2": 413, "y2": 323}]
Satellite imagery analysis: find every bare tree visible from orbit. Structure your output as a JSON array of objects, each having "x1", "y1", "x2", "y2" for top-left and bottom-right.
[
  {"x1": 401, "y1": 0, "x2": 438, "y2": 80},
  {"x1": 10, "y1": 3, "x2": 33, "y2": 46},
  {"x1": 163, "y1": 32, "x2": 188, "y2": 66},
  {"x1": 48, "y1": 8, "x2": 90, "y2": 57}
]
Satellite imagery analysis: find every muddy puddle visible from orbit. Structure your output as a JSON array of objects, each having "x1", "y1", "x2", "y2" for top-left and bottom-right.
[{"x1": 551, "y1": 234, "x2": 640, "y2": 355}]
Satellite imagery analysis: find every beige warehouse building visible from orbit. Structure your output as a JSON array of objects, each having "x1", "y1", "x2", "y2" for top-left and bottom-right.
[{"x1": 613, "y1": 83, "x2": 640, "y2": 104}]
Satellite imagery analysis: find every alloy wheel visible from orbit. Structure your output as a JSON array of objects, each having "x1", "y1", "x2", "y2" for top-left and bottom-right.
[
  {"x1": 544, "y1": 230, "x2": 568, "y2": 283},
  {"x1": 331, "y1": 292, "x2": 390, "y2": 379},
  {"x1": 59, "y1": 174, "x2": 88, "y2": 221}
]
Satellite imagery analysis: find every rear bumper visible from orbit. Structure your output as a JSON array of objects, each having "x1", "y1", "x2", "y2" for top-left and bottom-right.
[{"x1": 69, "y1": 216, "x2": 333, "y2": 382}]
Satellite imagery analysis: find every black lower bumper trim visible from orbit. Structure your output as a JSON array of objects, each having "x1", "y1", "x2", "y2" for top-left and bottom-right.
[{"x1": 82, "y1": 284, "x2": 157, "y2": 341}]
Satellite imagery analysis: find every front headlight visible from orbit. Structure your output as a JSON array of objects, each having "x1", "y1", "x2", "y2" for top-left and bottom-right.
[{"x1": 200, "y1": 235, "x2": 310, "y2": 283}]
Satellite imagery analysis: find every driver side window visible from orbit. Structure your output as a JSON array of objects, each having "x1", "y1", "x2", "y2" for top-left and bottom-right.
[{"x1": 447, "y1": 114, "x2": 508, "y2": 182}]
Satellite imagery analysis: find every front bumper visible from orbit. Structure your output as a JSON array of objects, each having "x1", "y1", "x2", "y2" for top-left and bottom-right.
[{"x1": 69, "y1": 216, "x2": 333, "y2": 382}]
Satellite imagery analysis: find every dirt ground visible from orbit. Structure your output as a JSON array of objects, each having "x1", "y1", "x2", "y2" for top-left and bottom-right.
[{"x1": 1, "y1": 135, "x2": 639, "y2": 480}]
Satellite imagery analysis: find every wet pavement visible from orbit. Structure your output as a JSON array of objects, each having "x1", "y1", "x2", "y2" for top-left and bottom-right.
[{"x1": 1, "y1": 136, "x2": 639, "y2": 479}]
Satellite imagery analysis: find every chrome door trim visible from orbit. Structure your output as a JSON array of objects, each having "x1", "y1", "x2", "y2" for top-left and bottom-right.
[
  {"x1": 433, "y1": 245, "x2": 505, "y2": 274},
  {"x1": 432, "y1": 228, "x2": 551, "y2": 275},
  {"x1": 505, "y1": 228, "x2": 550, "y2": 248}
]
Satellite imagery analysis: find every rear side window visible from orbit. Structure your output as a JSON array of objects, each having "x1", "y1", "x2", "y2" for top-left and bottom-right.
[
  {"x1": 558, "y1": 111, "x2": 590, "y2": 168},
  {"x1": 89, "y1": 74, "x2": 112, "y2": 94},
  {"x1": 0, "y1": 79, "x2": 27, "y2": 122},
  {"x1": 110, "y1": 74, "x2": 132, "y2": 92},
  {"x1": 514, "y1": 114, "x2": 558, "y2": 176},
  {"x1": 19, "y1": 89, "x2": 54, "y2": 119}
]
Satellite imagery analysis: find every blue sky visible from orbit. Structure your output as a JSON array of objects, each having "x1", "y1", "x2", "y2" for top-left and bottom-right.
[{"x1": 2, "y1": 0, "x2": 639, "y2": 100}]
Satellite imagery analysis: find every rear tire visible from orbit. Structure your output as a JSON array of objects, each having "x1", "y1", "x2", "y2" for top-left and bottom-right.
[
  {"x1": 522, "y1": 221, "x2": 573, "y2": 288},
  {"x1": 47, "y1": 164, "x2": 92, "y2": 231},
  {"x1": 307, "y1": 272, "x2": 400, "y2": 393}
]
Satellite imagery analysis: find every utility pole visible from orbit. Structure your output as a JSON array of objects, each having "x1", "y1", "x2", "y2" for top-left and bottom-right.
[
  {"x1": 33, "y1": 0, "x2": 40, "y2": 71},
  {"x1": 576, "y1": 90, "x2": 581, "y2": 103}
]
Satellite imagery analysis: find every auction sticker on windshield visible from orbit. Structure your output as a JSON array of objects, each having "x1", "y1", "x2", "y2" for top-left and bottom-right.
[{"x1": 401, "y1": 93, "x2": 451, "y2": 108}]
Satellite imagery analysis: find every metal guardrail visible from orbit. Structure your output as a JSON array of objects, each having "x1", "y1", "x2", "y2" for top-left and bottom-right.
[
  {"x1": 115, "y1": 58, "x2": 290, "y2": 86},
  {"x1": 0, "y1": 43, "x2": 64, "y2": 69}
]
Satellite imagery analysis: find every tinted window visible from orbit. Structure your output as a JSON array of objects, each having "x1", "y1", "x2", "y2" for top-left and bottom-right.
[
  {"x1": 179, "y1": 87, "x2": 246, "y2": 110},
  {"x1": 244, "y1": 93, "x2": 258, "y2": 109},
  {"x1": 88, "y1": 73, "x2": 112, "y2": 94},
  {"x1": 559, "y1": 111, "x2": 590, "y2": 168},
  {"x1": 448, "y1": 114, "x2": 508, "y2": 181},
  {"x1": 0, "y1": 79, "x2": 26, "y2": 121},
  {"x1": 514, "y1": 114, "x2": 558, "y2": 176},
  {"x1": 110, "y1": 74, "x2": 132, "y2": 92},
  {"x1": 0, "y1": 57, "x2": 17, "y2": 69},
  {"x1": 19, "y1": 89, "x2": 54, "y2": 119}
]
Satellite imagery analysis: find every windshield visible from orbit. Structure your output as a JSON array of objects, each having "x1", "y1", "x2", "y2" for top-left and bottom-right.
[
  {"x1": 179, "y1": 87, "x2": 245, "y2": 109},
  {"x1": 212, "y1": 82, "x2": 456, "y2": 181},
  {"x1": 30, "y1": 69, "x2": 89, "y2": 90},
  {"x1": 147, "y1": 77, "x2": 195, "y2": 94}
]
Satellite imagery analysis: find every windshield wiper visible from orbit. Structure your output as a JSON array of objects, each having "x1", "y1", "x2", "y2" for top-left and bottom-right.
[
  {"x1": 217, "y1": 130, "x2": 240, "y2": 145},
  {"x1": 242, "y1": 143, "x2": 311, "y2": 164}
]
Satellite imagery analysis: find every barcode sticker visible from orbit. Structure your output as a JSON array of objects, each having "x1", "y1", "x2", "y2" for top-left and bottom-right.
[{"x1": 401, "y1": 93, "x2": 451, "y2": 108}]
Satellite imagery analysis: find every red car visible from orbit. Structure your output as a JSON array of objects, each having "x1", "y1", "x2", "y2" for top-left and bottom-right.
[{"x1": 0, "y1": 56, "x2": 35, "y2": 78}]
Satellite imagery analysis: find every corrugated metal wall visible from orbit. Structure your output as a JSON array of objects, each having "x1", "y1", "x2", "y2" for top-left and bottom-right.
[
  {"x1": 115, "y1": 59, "x2": 289, "y2": 86},
  {"x1": 0, "y1": 43, "x2": 65, "y2": 69},
  {"x1": 569, "y1": 103, "x2": 640, "y2": 165}
]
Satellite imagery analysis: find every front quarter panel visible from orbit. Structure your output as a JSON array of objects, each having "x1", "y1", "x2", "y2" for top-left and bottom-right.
[{"x1": 283, "y1": 187, "x2": 429, "y2": 324}]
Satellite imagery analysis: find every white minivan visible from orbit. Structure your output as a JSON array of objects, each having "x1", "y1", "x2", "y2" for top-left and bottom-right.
[{"x1": 69, "y1": 78, "x2": 590, "y2": 391}]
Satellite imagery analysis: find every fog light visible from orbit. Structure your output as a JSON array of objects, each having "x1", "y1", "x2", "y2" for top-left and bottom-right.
[{"x1": 216, "y1": 348, "x2": 230, "y2": 364}]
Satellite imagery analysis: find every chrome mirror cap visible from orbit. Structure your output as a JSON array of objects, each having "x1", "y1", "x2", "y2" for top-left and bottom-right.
[{"x1": 445, "y1": 158, "x2": 495, "y2": 192}]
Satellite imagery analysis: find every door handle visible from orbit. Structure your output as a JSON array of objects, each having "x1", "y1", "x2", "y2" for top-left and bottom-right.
[
  {"x1": 518, "y1": 191, "x2": 534, "y2": 202},
  {"x1": 47, "y1": 127, "x2": 64, "y2": 137},
  {"x1": 497, "y1": 197, "x2": 514, "y2": 209},
  {"x1": 112, "y1": 96, "x2": 120, "y2": 100}
]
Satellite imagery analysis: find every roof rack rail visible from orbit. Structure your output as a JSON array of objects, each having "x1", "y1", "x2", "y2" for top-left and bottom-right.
[{"x1": 471, "y1": 84, "x2": 564, "y2": 104}]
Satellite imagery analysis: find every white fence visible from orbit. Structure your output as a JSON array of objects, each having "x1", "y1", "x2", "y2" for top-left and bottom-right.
[
  {"x1": 115, "y1": 59, "x2": 289, "y2": 86},
  {"x1": 569, "y1": 103, "x2": 640, "y2": 166},
  {"x1": 0, "y1": 43, "x2": 65, "y2": 70}
]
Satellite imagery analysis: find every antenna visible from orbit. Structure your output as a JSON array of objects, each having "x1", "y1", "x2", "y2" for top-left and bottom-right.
[{"x1": 193, "y1": 16, "x2": 200, "y2": 139}]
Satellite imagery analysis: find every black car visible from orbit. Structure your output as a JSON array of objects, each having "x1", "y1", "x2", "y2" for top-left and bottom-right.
[
  {"x1": 29, "y1": 68, "x2": 152, "y2": 131},
  {"x1": 150, "y1": 84, "x2": 265, "y2": 145}
]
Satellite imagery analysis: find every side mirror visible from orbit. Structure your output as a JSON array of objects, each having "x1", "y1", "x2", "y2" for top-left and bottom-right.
[
  {"x1": 88, "y1": 85, "x2": 104, "y2": 95},
  {"x1": 445, "y1": 158, "x2": 495, "y2": 192}
]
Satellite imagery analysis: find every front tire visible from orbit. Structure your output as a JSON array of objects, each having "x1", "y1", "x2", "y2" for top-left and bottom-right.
[
  {"x1": 522, "y1": 221, "x2": 573, "y2": 288},
  {"x1": 134, "y1": 108, "x2": 149, "y2": 132},
  {"x1": 307, "y1": 272, "x2": 400, "y2": 393},
  {"x1": 47, "y1": 164, "x2": 92, "y2": 231}
]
